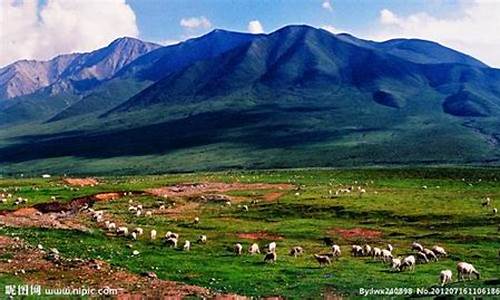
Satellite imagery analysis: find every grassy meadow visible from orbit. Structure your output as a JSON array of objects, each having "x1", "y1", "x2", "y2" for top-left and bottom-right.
[{"x1": 0, "y1": 168, "x2": 499, "y2": 298}]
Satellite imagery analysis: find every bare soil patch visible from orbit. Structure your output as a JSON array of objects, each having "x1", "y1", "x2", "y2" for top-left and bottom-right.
[
  {"x1": 237, "y1": 231, "x2": 284, "y2": 240},
  {"x1": 147, "y1": 182, "x2": 293, "y2": 198},
  {"x1": 0, "y1": 235, "x2": 236, "y2": 299},
  {"x1": 63, "y1": 178, "x2": 99, "y2": 187},
  {"x1": 330, "y1": 228, "x2": 383, "y2": 240}
]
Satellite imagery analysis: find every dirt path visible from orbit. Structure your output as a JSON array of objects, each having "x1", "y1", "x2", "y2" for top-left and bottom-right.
[{"x1": 0, "y1": 236, "x2": 244, "y2": 299}]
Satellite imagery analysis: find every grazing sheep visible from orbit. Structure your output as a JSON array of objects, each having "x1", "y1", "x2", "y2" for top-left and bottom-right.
[
  {"x1": 165, "y1": 237, "x2": 178, "y2": 248},
  {"x1": 107, "y1": 222, "x2": 116, "y2": 231},
  {"x1": 194, "y1": 217, "x2": 200, "y2": 224},
  {"x1": 371, "y1": 247, "x2": 381, "y2": 259},
  {"x1": 248, "y1": 243, "x2": 260, "y2": 255},
  {"x1": 482, "y1": 197, "x2": 491, "y2": 207},
  {"x1": 363, "y1": 244, "x2": 372, "y2": 256},
  {"x1": 183, "y1": 240, "x2": 191, "y2": 251},
  {"x1": 234, "y1": 243, "x2": 243, "y2": 255},
  {"x1": 197, "y1": 235, "x2": 207, "y2": 244},
  {"x1": 423, "y1": 248, "x2": 438, "y2": 261},
  {"x1": 150, "y1": 229, "x2": 157, "y2": 240},
  {"x1": 133, "y1": 228, "x2": 144, "y2": 236},
  {"x1": 386, "y1": 244, "x2": 393, "y2": 253},
  {"x1": 391, "y1": 258, "x2": 402, "y2": 271},
  {"x1": 165, "y1": 231, "x2": 179, "y2": 239},
  {"x1": 331, "y1": 244, "x2": 341, "y2": 257},
  {"x1": 268, "y1": 242, "x2": 277, "y2": 253},
  {"x1": 381, "y1": 249, "x2": 393, "y2": 262},
  {"x1": 351, "y1": 245, "x2": 363, "y2": 257},
  {"x1": 411, "y1": 242, "x2": 424, "y2": 252},
  {"x1": 313, "y1": 254, "x2": 331, "y2": 266},
  {"x1": 493, "y1": 208, "x2": 498, "y2": 214},
  {"x1": 242, "y1": 205, "x2": 249, "y2": 212},
  {"x1": 128, "y1": 206, "x2": 137, "y2": 212},
  {"x1": 440, "y1": 270, "x2": 452, "y2": 286},
  {"x1": 457, "y1": 262, "x2": 480, "y2": 280},
  {"x1": 145, "y1": 211, "x2": 152, "y2": 217},
  {"x1": 289, "y1": 246, "x2": 304, "y2": 257},
  {"x1": 264, "y1": 251, "x2": 277, "y2": 263},
  {"x1": 131, "y1": 232, "x2": 137, "y2": 240},
  {"x1": 432, "y1": 245, "x2": 447, "y2": 257},
  {"x1": 136, "y1": 210, "x2": 142, "y2": 217},
  {"x1": 116, "y1": 227, "x2": 128, "y2": 236},
  {"x1": 416, "y1": 251, "x2": 429, "y2": 264},
  {"x1": 401, "y1": 255, "x2": 416, "y2": 271},
  {"x1": 137, "y1": 204, "x2": 143, "y2": 210}
]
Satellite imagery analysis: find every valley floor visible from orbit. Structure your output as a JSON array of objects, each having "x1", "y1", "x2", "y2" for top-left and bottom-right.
[{"x1": 0, "y1": 168, "x2": 498, "y2": 298}]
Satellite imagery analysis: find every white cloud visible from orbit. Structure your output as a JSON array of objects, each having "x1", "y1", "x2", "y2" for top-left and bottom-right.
[
  {"x1": 180, "y1": 16, "x2": 212, "y2": 30},
  {"x1": 0, "y1": 0, "x2": 139, "y2": 67},
  {"x1": 369, "y1": 1, "x2": 500, "y2": 66},
  {"x1": 247, "y1": 20, "x2": 264, "y2": 34},
  {"x1": 321, "y1": 25, "x2": 340, "y2": 34},
  {"x1": 322, "y1": 0, "x2": 333, "y2": 12}
]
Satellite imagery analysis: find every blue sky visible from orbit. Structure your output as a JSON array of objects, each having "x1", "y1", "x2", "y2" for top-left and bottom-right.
[
  {"x1": 127, "y1": 0, "x2": 464, "y2": 44},
  {"x1": 2, "y1": 0, "x2": 499, "y2": 67}
]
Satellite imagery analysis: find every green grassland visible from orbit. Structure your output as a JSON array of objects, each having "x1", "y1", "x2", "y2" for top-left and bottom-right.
[{"x1": 0, "y1": 168, "x2": 499, "y2": 298}]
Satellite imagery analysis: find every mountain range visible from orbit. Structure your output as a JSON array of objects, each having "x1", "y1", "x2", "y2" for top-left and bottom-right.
[{"x1": 0, "y1": 25, "x2": 498, "y2": 175}]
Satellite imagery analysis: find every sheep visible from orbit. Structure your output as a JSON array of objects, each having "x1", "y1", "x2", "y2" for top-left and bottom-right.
[
  {"x1": 183, "y1": 240, "x2": 191, "y2": 251},
  {"x1": 432, "y1": 245, "x2": 447, "y2": 257},
  {"x1": 165, "y1": 231, "x2": 179, "y2": 239},
  {"x1": 131, "y1": 232, "x2": 137, "y2": 240},
  {"x1": 133, "y1": 228, "x2": 144, "y2": 236},
  {"x1": 150, "y1": 229, "x2": 157, "y2": 240},
  {"x1": 371, "y1": 247, "x2": 381, "y2": 259},
  {"x1": 165, "y1": 237, "x2": 178, "y2": 248},
  {"x1": 242, "y1": 205, "x2": 249, "y2": 212},
  {"x1": 145, "y1": 211, "x2": 152, "y2": 217},
  {"x1": 386, "y1": 244, "x2": 393, "y2": 253},
  {"x1": 482, "y1": 197, "x2": 491, "y2": 207},
  {"x1": 116, "y1": 227, "x2": 128, "y2": 236},
  {"x1": 440, "y1": 270, "x2": 452, "y2": 286},
  {"x1": 107, "y1": 222, "x2": 116, "y2": 231},
  {"x1": 128, "y1": 206, "x2": 137, "y2": 213},
  {"x1": 416, "y1": 251, "x2": 429, "y2": 264},
  {"x1": 389, "y1": 257, "x2": 403, "y2": 272},
  {"x1": 362, "y1": 244, "x2": 372, "y2": 256},
  {"x1": 264, "y1": 251, "x2": 277, "y2": 263},
  {"x1": 423, "y1": 248, "x2": 438, "y2": 261},
  {"x1": 197, "y1": 235, "x2": 207, "y2": 244},
  {"x1": 331, "y1": 244, "x2": 341, "y2": 257},
  {"x1": 289, "y1": 246, "x2": 304, "y2": 257},
  {"x1": 457, "y1": 262, "x2": 480, "y2": 280},
  {"x1": 400, "y1": 255, "x2": 416, "y2": 271},
  {"x1": 135, "y1": 210, "x2": 142, "y2": 217},
  {"x1": 381, "y1": 249, "x2": 393, "y2": 262},
  {"x1": 411, "y1": 242, "x2": 424, "y2": 252},
  {"x1": 234, "y1": 243, "x2": 243, "y2": 255},
  {"x1": 267, "y1": 242, "x2": 277, "y2": 253},
  {"x1": 248, "y1": 243, "x2": 260, "y2": 255},
  {"x1": 493, "y1": 208, "x2": 498, "y2": 214},
  {"x1": 137, "y1": 204, "x2": 143, "y2": 210},
  {"x1": 351, "y1": 245, "x2": 363, "y2": 257},
  {"x1": 313, "y1": 254, "x2": 331, "y2": 266},
  {"x1": 194, "y1": 217, "x2": 200, "y2": 224}
]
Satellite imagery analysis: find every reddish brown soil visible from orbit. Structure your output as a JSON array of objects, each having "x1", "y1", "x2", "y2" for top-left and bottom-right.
[
  {"x1": 0, "y1": 207, "x2": 88, "y2": 231},
  {"x1": 330, "y1": 228, "x2": 383, "y2": 239},
  {"x1": 237, "y1": 232, "x2": 284, "y2": 240},
  {"x1": 63, "y1": 178, "x2": 99, "y2": 187},
  {"x1": 0, "y1": 236, "x2": 241, "y2": 299},
  {"x1": 147, "y1": 182, "x2": 293, "y2": 198},
  {"x1": 262, "y1": 192, "x2": 285, "y2": 202}
]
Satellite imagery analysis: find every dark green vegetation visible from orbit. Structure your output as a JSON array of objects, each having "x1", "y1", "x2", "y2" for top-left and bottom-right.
[
  {"x1": 0, "y1": 25, "x2": 499, "y2": 174},
  {"x1": 0, "y1": 168, "x2": 498, "y2": 298}
]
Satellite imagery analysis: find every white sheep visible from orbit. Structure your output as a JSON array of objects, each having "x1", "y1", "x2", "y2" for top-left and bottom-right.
[
  {"x1": 371, "y1": 247, "x2": 381, "y2": 259},
  {"x1": 381, "y1": 249, "x2": 393, "y2": 262},
  {"x1": 268, "y1": 242, "x2": 276, "y2": 253},
  {"x1": 440, "y1": 270, "x2": 452, "y2": 286},
  {"x1": 197, "y1": 235, "x2": 207, "y2": 244},
  {"x1": 107, "y1": 222, "x2": 116, "y2": 231},
  {"x1": 150, "y1": 229, "x2": 157, "y2": 240},
  {"x1": 137, "y1": 204, "x2": 143, "y2": 210},
  {"x1": 432, "y1": 245, "x2": 447, "y2": 257},
  {"x1": 391, "y1": 258, "x2": 402, "y2": 271},
  {"x1": 183, "y1": 240, "x2": 191, "y2": 251},
  {"x1": 493, "y1": 208, "x2": 498, "y2": 214},
  {"x1": 264, "y1": 251, "x2": 277, "y2": 263},
  {"x1": 457, "y1": 262, "x2": 480, "y2": 280},
  {"x1": 411, "y1": 242, "x2": 424, "y2": 252},
  {"x1": 289, "y1": 246, "x2": 304, "y2": 257},
  {"x1": 386, "y1": 244, "x2": 393, "y2": 253},
  {"x1": 363, "y1": 244, "x2": 372, "y2": 256},
  {"x1": 133, "y1": 228, "x2": 144, "y2": 236},
  {"x1": 145, "y1": 211, "x2": 152, "y2": 217},
  {"x1": 416, "y1": 251, "x2": 429, "y2": 263},
  {"x1": 248, "y1": 243, "x2": 260, "y2": 255},
  {"x1": 165, "y1": 237, "x2": 178, "y2": 248},
  {"x1": 165, "y1": 231, "x2": 179, "y2": 239},
  {"x1": 194, "y1": 217, "x2": 200, "y2": 224},
  {"x1": 135, "y1": 210, "x2": 142, "y2": 217},
  {"x1": 313, "y1": 254, "x2": 331, "y2": 266},
  {"x1": 351, "y1": 245, "x2": 363, "y2": 257},
  {"x1": 234, "y1": 243, "x2": 243, "y2": 255},
  {"x1": 116, "y1": 227, "x2": 128, "y2": 236},
  {"x1": 423, "y1": 248, "x2": 438, "y2": 261},
  {"x1": 331, "y1": 244, "x2": 341, "y2": 257},
  {"x1": 131, "y1": 232, "x2": 137, "y2": 240},
  {"x1": 401, "y1": 255, "x2": 416, "y2": 271},
  {"x1": 242, "y1": 205, "x2": 249, "y2": 211}
]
